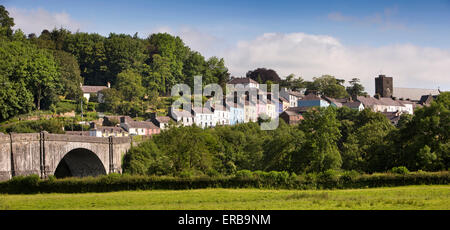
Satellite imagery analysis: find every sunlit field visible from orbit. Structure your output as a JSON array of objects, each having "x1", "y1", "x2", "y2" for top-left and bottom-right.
[{"x1": 0, "y1": 185, "x2": 448, "y2": 210}]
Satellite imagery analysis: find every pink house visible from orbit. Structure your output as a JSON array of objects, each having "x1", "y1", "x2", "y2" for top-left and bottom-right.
[{"x1": 256, "y1": 94, "x2": 267, "y2": 117}]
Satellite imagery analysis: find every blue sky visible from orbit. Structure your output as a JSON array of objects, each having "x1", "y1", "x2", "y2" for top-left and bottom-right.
[{"x1": 3, "y1": 0, "x2": 450, "y2": 92}]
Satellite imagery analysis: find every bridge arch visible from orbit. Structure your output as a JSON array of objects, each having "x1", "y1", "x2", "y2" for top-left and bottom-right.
[{"x1": 54, "y1": 148, "x2": 107, "y2": 179}]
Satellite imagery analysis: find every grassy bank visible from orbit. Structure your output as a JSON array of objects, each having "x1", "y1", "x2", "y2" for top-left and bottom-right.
[{"x1": 0, "y1": 185, "x2": 448, "y2": 210}]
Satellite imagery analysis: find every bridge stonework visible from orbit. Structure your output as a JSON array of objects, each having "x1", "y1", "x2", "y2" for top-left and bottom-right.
[{"x1": 0, "y1": 132, "x2": 131, "y2": 181}]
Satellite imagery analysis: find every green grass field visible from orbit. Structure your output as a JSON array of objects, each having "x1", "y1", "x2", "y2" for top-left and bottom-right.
[{"x1": 0, "y1": 185, "x2": 448, "y2": 210}]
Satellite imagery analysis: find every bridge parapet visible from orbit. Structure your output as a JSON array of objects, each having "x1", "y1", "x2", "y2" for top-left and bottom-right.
[{"x1": 45, "y1": 132, "x2": 110, "y2": 143}]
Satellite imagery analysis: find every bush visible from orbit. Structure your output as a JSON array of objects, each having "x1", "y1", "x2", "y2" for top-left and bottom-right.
[
  {"x1": 235, "y1": 170, "x2": 253, "y2": 179},
  {"x1": 390, "y1": 166, "x2": 410, "y2": 175},
  {"x1": 0, "y1": 171, "x2": 448, "y2": 194},
  {"x1": 318, "y1": 169, "x2": 341, "y2": 189}
]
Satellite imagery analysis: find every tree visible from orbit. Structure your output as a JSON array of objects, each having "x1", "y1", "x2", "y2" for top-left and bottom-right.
[
  {"x1": 104, "y1": 33, "x2": 146, "y2": 84},
  {"x1": 64, "y1": 32, "x2": 108, "y2": 85},
  {"x1": 246, "y1": 68, "x2": 281, "y2": 83},
  {"x1": 396, "y1": 92, "x2": 449, "y2": 171},
  {"x1": 296, "y1": 107, "x2": 342, "y2": 172},
  {"x1": 115, "y1": 69, "x2": 145, "y2": 101},
  {"x1": 145, "y1": 33, "x2": 190, "y2": 94},
  {"x1": 52, "y1": 50, "x2": 83, "y2": 100},
  {"x1": 0, "y1": 5, "x2": 14, "y2": 38},
  {"x1": 280, "y1": 74, "x2": 305, "y2": 91},
  {"x1": 346, "y1": 78, "x2": 367, "y2": 98},
  {"x1": 0, "y1": 37, "x2": 60, "y2": 111},
  {"x1": 203, "y1": 56, "x2": 230, "y2": 88},
  {"x1": 306, "y1": 75, "x2": 349, "y2": 98},
  {"x1": 0, "y1": 76, "x2": 34, "y2": 121}
]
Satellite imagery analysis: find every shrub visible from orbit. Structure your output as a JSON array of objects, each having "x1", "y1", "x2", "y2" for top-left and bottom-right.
[
  {"x1": 0, "y1": 171, "x2": 448, "y2": 194},
  {"x1": 390, "y1": 166, "x2": 410, "y2": 175},
  {"x1": 235, "y1": 170, "x2": 253, "y2": 179},
  {"x1": 318, "y1": 169, "x2": 341, "y2": 189}
]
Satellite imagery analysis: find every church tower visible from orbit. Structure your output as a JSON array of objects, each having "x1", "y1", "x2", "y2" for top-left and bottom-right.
[{"x1": 375, "y1": 75, "x2": 393, "y2": 98}]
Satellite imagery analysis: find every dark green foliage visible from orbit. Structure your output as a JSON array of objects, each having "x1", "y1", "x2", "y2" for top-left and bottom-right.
[
  {"x1": 305, "y1": 75, "x2": 349, "y2": 99},
  {"x1": 0, "y1": 171, "x2": 448, "y2": 194},
  {"x1": 390, "y1": 166, "x2": 410, "y2": 175},
  {"x1": 0, "y1": 5, "x2": 14, "y2": 37},
  {"x1": 3, "y1": 119, "x2": 64, "y2": 133},
  {"x1": 246, "y1": 68, "x2": 281, "y2": 83}
]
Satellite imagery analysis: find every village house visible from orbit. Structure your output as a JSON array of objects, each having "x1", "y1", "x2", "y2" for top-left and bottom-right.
[
  {"x1": 120, "y1": 117, "x2": 160, "y2": 136},
  {"x1": 342, "y1": 101, "x2": 365, "y2": 111},
  {"x1": 244, "y1": 100, "x2": 258, "y2": 123},
  {"x1": 322, "y1": 96, "x2": 348, "y2": 108},
  {"x1": 212, "y1": 104, "x2": 230, "y2": 126},
  {"x1": 256, "y1": 94, "x2": 268, "y2": 118},
  {"x1": 228, "y1": 102, "x2": 245, "y2": 125},
  {"x1": 279, "y1": 107, "x2": 308, "y2": 125},
  {"x1": 279, "y1": 96, "x2": 290, "y2": 114},
  {"x1": 382, "y1": 111, "x2": 403, "y2": 126},
  {"x1": 280, "y1": 88, "x2": 304, "y2": 107},
  {"x1": 192, "y1": 107, "x2": 214, "y2": 128},
  {"x1": 297, "y1": 93, "x2": 330, "y2": 108},
  {"x1": 169, "y1": 107, "x2": 194, "y2": 127},
  {"x1": 81, "y1": 82, "x2": 110, "y2": 102},
  {"x1": 89, "y1": 123, "x2": 128, "y2": 137},
  {"x1": 356, "y1": 95, "x2": 414, "y2": 115},
  {"x1": 148, "y1": 113, "x2": 173, "y2": 130},
  {"x1": 418, "y1": 94, "x2": 438, "y2": 106},
  {"x1": 228, "y1": 77, "x2": 259, "y2": 89}
]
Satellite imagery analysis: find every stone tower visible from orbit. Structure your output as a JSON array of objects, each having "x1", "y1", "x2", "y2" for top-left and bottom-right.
[{"x1": 375, "y1": 75, "x2": 393, "y2": 98}]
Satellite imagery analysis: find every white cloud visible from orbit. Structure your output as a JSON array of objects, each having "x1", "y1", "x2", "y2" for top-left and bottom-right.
[
  {"x1": 222, "y1": 32, "x2": 450, "y2": 94},
  {"x1": 150, "y1": 26, "x2": 222, "y2": 58},
  {"x1": 9, "y1": 7, "x2": 82, "y2": 35},
  {"x1": 177, "y1": 27, "x2": 222, "y2": 58},
  {"x1": 328, "y1": 7, "x2": 409, "y2": 31}
]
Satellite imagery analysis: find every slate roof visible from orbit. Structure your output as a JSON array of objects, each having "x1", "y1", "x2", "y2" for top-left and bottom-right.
[
  {"x1": 81, "y1": 85, "x2": 108, "y2": 93},
  {"x1": 393, "y1": 87, "x2": 440, "y2": 101},
  {"x1": 155, "y1": 116, "x2": 172, "y2": 123},
  {"x1": 300, "y1": 93, "x2": 322, "y2": 101},
  {"x1": 91, "y1": 126, "x2": 127, "y2": 133},
  {"x1": 228, "y1": 77, "x2": 259, "y2": 85},
  {"x1": 127, "y1": 121, "x2": 159, "y2": 129},
  {"x1": 342, "y1": 101, "x2": 362, "y2": 109},
  {"x1": 192, "y1": 107, "x2": 214, "y2": 114}
]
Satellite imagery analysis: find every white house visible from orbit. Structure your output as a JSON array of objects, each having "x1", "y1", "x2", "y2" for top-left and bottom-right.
[
  {"x1": 280, "y1": 88, "x2": 304, "y2": 108},
  {"x1": 228, "y1": 77, "x2": 259, "y2": 89},
  {"x1": 356, "y1": 96, "x2": 414, "y2": 115},
  {"x1": 81, "y1": 82, "x2": 110, "y2": 102},
  {"x1": 89, "y1": 125, "x2": 128, "y2": 137},
  {"x1": 169, "y1": 107, "x2": 194, "y2": 126},
  {"x1": 212, "y1": 104, "x2": 230, "y2": 126},
  {"x1": 192, "y1": 107, "x2": 214, "y2": 128}
]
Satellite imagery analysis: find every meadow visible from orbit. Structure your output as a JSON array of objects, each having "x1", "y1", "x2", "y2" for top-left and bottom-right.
[{"x1": 0, "y1": 185, "x2": 448, "y2": 210}]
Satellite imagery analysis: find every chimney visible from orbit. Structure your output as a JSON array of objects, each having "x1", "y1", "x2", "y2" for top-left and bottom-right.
[{"x1": 107, "y1": 82, "x2": 111, "y2": 88}]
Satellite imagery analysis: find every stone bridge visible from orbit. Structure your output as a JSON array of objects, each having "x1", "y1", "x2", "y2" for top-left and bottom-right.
[{"x1": 0, "y1": 132, "x2": 132, "y2": 181}]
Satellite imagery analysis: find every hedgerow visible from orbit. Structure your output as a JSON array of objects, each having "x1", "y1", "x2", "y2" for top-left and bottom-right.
[{"x1": 0, "y1": 171, "x2": 448, "y2": 194}]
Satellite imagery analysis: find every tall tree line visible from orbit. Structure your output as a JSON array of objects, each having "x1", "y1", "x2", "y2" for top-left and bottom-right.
[{"x1": 0, "y1": 6, "x2": 230, "y2": 120}]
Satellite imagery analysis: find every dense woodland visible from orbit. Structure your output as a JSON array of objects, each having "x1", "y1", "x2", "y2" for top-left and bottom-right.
[{"x1": 0, "y1": 6, "x2": 448, "y2": 176}]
